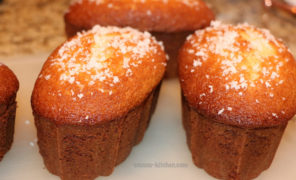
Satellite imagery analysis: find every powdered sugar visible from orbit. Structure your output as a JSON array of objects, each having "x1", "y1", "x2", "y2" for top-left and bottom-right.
[
  {"x1": 218, "y1": 108, "x2": 224, "y2": 115},
  {"x1": 44, "y1": 75, "x2": 51, "y2": 80},
  {"x1": 41, "y1": 25, "x2": 164, "y2": 98},
  {"x1": 186, "y1": 22, "x2": 289, "y2": 109},
  {"x1": 208, "y1": 85, "x2": 213, "y2": 93},
  {"x1": 193, "y1": 60, "x2": 202, "y2": 67},
  {"x1": 272, "y1": 113, "x2": 278, "y2": 118},
  {"x1": 77, "y1": 93, "x2": 84, "y2": 99},
  {"x1": 184, "y1": 21, "x2": 292, "y2": 116}
]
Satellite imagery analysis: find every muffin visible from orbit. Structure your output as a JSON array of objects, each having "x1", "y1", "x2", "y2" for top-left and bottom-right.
[
  {"x1": 0, "y1": 64, "x2": 19, "y2": 161},
  {"x1": 31, "y1": 25, "x2": 166, "y2": 180},
  {"x1": 179, "y1": 21, "x2": 296, "y2": 180},
  {"x1": 64, "y1": 0, "x2": 215, "y2": 78}
]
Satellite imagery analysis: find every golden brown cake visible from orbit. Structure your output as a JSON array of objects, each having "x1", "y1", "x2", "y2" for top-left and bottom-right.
[
  {"x1": 31, "y1": 25, "x2": 166, "y2": 180},
  {"x1": 179, "y1": 21, "x2": 296, "y2": 180},
  {"x1": 0, "y1": 64, "x2": 19, "y2": 161},
  {"x1": 64, "y1": 0, "x2": 215, "y2": 78}
]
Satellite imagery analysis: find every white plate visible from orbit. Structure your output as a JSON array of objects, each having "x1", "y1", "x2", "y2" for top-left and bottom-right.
[{"x1": 0, "y1": 53, "x2": 295, "y2": 180}]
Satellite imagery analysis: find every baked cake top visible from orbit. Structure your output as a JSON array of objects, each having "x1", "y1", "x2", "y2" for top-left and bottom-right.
[
  {"x1": 65, "y1": 0, "x2": 214, "y2": 33},
  {"x1": 32, "y1": 25, "x2": 166, "y2": 125},
  {"x1": 179, "y1": 21, "x2": 296, "y2": 128},
  {"x1": 0, "y1": 64, "x2": 19, "y2": 105}
]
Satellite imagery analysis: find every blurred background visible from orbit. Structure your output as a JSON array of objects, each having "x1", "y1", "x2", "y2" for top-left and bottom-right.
[{"x1": 0, "y1": 0, "x2": 295, "y2": 57}]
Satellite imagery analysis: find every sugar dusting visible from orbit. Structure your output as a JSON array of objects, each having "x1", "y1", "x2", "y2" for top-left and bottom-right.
[
  {"x1": 41, "y1": 25, "x2": 165, "y2": 99},
  {"x1": 218, "y1": 108, "x2": 224, "y2": 115},
  {"x1": 186, "y1": 21, "x2": 291, "y2": 116}
]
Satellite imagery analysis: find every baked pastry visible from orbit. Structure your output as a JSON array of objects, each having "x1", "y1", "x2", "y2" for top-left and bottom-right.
[
  {"x1": 31, "y1": 25, "x2": 166, "y2": 180},
  {"x1": 64, "y1": 0, "x2": 214, "y2": 78},
  {"x1": 179, "y1": 21, "x2": 296, "y2": 180},
  {"x1": 0, "y1": 64, "x2": 19, "y2": 161}
]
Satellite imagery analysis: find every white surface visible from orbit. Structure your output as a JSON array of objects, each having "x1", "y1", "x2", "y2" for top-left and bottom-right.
[{"x1": 0, "y1": 54, "x2": 295, "y2": 180}]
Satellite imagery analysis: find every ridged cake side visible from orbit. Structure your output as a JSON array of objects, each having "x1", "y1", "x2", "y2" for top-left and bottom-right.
[
  {"x1": 182, "y1": 96, "x2": 286, "y2": 180},
  {"x1": 34, "y1": 84, "x2": 160, "y2": 180},
  {"x1": 0, "y1": 99, "x2": 17, "y2": 161},
  {"x1": 0, "y1": 64, "x2": 19, "y2": 161}
]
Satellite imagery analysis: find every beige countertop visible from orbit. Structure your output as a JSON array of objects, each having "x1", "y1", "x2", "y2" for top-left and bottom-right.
[
  {"x1": 0, "y1": 0, "x2": 295, "y2": 57},
  {"x1": 0, "y1": 0, "x2": 70, "y2": 56}
]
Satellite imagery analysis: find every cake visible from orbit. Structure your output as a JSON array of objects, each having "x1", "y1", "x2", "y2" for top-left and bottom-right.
[
  {"x1": 178, "y1": 21, "x2": 296, "y2": 180},
  {"x1": 0, "y1": 64, "x2": 19, "y2": 161},
  {"x1": 31, "y1": 25, "x2": 166, "y2": 180},
  {"x1": 64, "y1": 0, "x2": 215, "y2": 78}
]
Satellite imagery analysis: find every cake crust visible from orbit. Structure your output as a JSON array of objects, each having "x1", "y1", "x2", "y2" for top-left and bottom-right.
[
  {"x1": 179, "y1": 22, "x2": 296, "y2": 179},
  {"x1": 32, "y1": 26, "x2": 165, "y2": 179},
  {"x1": 0, "y1": 64, "x2": 19, "y2": 161},
  {"x1": 179, "y1": 22, "x2": 296, "y2": 128},
  {"x1": 35, "y1": 83, "x2": 160, "y2": 180},
  {"x1": 0, "y1": 102, "x2": 17, "y2": 161},
  {"x1": 0, "y1": 64, "x2": 19, "y2": 105},
  {"x1": 65, "y1": 0, "x2": 214, "y2": 36},
  {"x1": 182, "y1": 96, "x2": 286, "y2": 180},
  {"x1": 32, "y1": 26, "x2": 166, "y2": 125}
]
